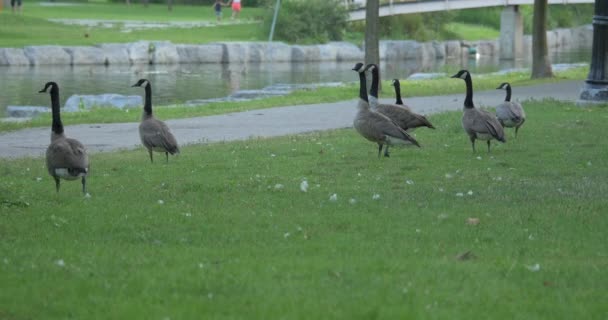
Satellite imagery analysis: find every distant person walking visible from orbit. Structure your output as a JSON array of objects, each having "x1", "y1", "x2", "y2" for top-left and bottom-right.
[
  {"x1": 230, "y1": 0, "x2": 241, "y2": 20},
  {"x1": 11, "y1": 0, "x2": 22, "y2": 13},
  {"x1": 212, "y1": 0, "x2": 227, "y2": 22}
]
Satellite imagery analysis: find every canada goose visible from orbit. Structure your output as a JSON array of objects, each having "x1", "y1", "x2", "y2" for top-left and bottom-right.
[
  {"x1": 132, "y1": 79, "x2": 180, "y2": 163},
  {"x1": 40, "y1": 82, "x2": 89, "y2": 194},
  {"x1": 496, "y1": 82, "x2": 526, "y2": 137},
  {"x1": 352, "y1": 63, "x2": 420, "y2": 158},
  {"x1": 366, "y1": 64, "x2": 434, "y2": 157},
  {"x1": 450, "y1": 70, "x2": 506, "y2": 152}
]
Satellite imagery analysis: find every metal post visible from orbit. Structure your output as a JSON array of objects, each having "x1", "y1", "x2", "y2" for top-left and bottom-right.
[
  {"x1": 268, "y1": 0, "x2": 281, "y2": 42},
  {"x1": 579, "y1": 0, "x2": 608, "y2": 105}
]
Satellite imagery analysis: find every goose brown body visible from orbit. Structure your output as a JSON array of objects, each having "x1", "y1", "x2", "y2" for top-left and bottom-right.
[
  {"x1": 40, "y1": 82, "x2": 89, "y2": 194},
  {"x1": 496, "y1": 82, "x2": 526, "y2": 137},
  {"x1": 352, "y1": 63, "x2": 420, "y2": 158},
  {"x1": 132, "y1": 79, "x2": 180, "y2": 163},
  {"x1": 451, "y1": 70, "x2": 506, "y2": 152}
]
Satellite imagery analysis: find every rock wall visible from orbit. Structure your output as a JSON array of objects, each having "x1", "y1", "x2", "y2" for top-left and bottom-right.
[{"x1": 0, "y1": 25, "x2": 593, "y2": 67}]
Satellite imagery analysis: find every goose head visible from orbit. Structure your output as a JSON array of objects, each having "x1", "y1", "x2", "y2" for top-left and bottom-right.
[
  {"x1": 352, "y1": 62, "x2": 365, "y2": 73},
  {"x1": 39, "y1": 82, "x2": 59, "y2": 94},
  {"x1": 131, "y1": 78, "x2": 150, "y2": 88},
  {"x1": 496, "y1": 82, "x2": 511, "y2": 90},
  {"x1": 391, "y1": 79, "x2": 400, "y2": 87},
  {"x1": 450, "y1": 69, "x2": 470, "y2": 80}
]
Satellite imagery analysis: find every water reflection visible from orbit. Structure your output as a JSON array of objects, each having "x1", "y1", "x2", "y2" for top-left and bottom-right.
[{"x1": 0, "y1": 49, "x2": 590, "y2": 117}]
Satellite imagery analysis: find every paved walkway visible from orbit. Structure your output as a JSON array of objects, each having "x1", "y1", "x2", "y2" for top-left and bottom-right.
[{"x1": 0, "y1": 80, "x2": 584, "y2": 159}]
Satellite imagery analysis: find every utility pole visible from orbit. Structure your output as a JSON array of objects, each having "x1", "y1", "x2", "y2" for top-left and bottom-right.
[{"x1": 579, "y1": 0, "x2": 608, "y2": 104}]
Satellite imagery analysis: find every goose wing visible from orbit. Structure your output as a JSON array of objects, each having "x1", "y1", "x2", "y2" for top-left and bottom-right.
[
  {"x1": 140, "y1": 119, "x2": 180, "y2": 154},
  {"x1": 478, "y1": 110, "x2": 506, "y2": 142},
  {"x1": 370, "y1": 111, "x2": 421, "y2": 147},
  {"x1": 497, "y1": 101, "x2": 524, "y2": 123},
  {"x1": 378, "y1": 103, "x2": 435, "y2": 130}
]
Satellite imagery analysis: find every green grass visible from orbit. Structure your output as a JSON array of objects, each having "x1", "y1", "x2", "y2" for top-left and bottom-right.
[
  {"x1": 443, "y1": 22, "x2": 501, "y2": 41},
  {"x1": 1, "y1": 100, "x2": 607, "y2": 318},
  {"x1": 0, "y1": 3, "x2": 266, "y2": 47},
  {"x1": 0, "y1": 66, "x2": 589, "y2": 133}
]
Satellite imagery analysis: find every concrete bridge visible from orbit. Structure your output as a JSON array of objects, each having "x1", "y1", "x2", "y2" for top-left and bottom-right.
[{"x1": 348, "y1": 0, "x2": 595, "y2": 60}]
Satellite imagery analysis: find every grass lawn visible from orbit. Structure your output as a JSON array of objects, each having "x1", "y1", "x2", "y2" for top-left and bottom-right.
[
  {"x1": 0, "y1": 66, "x2": 589, "y2": 133},
  {"x1": 443, "y1": 22, "x2": 500, "y2": 41},
  {"x1": 1, "y1": 99, "x2": 607, "y2": 318},
  {"x1": 0, "y1": 2, "x2": 266, "y2": 48}
]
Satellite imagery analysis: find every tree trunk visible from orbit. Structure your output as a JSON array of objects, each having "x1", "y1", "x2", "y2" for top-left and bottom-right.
[
  {"x1": 531, "y1": 0, "x2": 553, "y2": 78},
  {"x1": 365, "y1": 0, "x2": 381, "y2": 91}
]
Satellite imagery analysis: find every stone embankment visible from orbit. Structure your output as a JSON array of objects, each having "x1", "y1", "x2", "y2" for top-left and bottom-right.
[{"x1": 0, "y1": 26, "x2": 592, "y2": 66}]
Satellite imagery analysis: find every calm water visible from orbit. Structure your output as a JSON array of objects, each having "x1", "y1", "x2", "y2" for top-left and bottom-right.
[{"x1": 0, "y1": 49, "x2": 591, "y2": 117}]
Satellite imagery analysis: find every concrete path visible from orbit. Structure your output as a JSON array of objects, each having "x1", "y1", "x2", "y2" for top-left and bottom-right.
[{"x1": 0, "y1": 80, "x2": 584, "y2": 159}]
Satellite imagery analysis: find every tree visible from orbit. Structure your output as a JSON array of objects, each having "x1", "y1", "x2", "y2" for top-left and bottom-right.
[
  {"x1": 365, "y1": 0, "x2": 380, "y2": 90},
  {"x1": 531, "y1": 0, "x2": 553, "y2": 78}
]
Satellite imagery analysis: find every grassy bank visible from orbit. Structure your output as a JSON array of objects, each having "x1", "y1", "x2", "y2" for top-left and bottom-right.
[
  {"x1": 0, "y1": 66, "x2": 589, "y2": 133},
  {"x1": 1, "y1": 100, "x2": 607, "y2": 318},
  {"x1": 0, "y1": 3, "x2": 266, "y2": 48}
]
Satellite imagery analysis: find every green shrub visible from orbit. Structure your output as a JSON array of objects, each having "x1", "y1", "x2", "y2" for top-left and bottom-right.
[{"x1": 262, "y1": 0, "x2": 348, "y2": 44}]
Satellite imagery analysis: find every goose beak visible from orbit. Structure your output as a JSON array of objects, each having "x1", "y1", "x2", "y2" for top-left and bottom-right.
[
  {"x1": 38, "y1": 89, "x2": 46, "y2": 93},
  {"x1": 131, "y1": 83, "x2": 139, "y2": 87},
  {"x1": 450, "y1": 74, "x2": 458, "y2": 78}
]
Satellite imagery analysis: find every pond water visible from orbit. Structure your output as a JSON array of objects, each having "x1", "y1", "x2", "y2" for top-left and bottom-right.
[{"x1": 0, "y1": 48, "x2": 591, "y2": 117}]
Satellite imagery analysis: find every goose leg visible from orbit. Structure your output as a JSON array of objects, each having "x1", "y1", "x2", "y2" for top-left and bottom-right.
[
  {"x1": 81, "y1": 176, "x2": 87, "y2": 194},
  {"x1": 515, "y1": 126, "x2": 520, "y2": 138},
  {"x1": 148, "y1": 149, "x2": 154, "y2": 163},
  {"x1": 165, "y1": 152, "x2": 169, "y2": 163},
  {"x1": 487, "y1": 140, "x2": 491, "y2": 153},
  {"x1": 377, "y1": 143, "x2": 383, "y2": 158},
  {"x1": 384, "y1": 145, "x2": 390, "y2": 158},
  {"x1": 53, "y1": 176, "x2": 60, "y2": 193},
  {"x1": 470, "y1": 137, "x2": 476, "y2": 153}
]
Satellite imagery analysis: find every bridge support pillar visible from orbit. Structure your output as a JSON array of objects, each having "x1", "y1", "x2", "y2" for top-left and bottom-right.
[
  {"x1": 579, "y1": 0, "x2": 608, "y2": 105},
  {"x1": 499, "y1": 5, "x2": 523, "y2": 60}
]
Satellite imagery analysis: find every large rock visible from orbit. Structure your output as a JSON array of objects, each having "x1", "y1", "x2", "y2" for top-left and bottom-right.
[
  {"x1": 380, "y1": 41, "x2": 422, "y2": 60},
  {"x1": 265, "y1": 42, "x2": 292, "y2": 62},
  {"x1": 64, "y1": 94, "x2": 143, "y2": 112},
  {"x1": 420, "y1": 42, "x2": 437, "y2": 60},
  {"x1": 476, "y1": 40, "x2": 499, "y2": 56},
  {"x1": 432, "y1": 41, "x2": 446, "y2": 59},
  {"x1": 0, "y1": 48, "x2": 30, "y2": 66},
  {"x1": 128, "y1": 41, "x2": 151, "y2": 65},
  {"x1": 176, "y1": 44, "x2": 224, "y2": 63},
  {"x1": 571, "y1": 25, "x2": 593, "y2": 49},
  {"x1": 317, "y1": 44, "x2": 339, "y2": 61},
  {"x1": 291, "y1": 45, "x2": 321, "y2": 61},
  {"x1": 444, "y1": 40, "x2": 462, "y2": 60},
  {"x1": 96, "y1": 43, "x2": 131, "y2": 65},
  {"x1": 330, "y1": 42, "x2": 363, "y2": 61},
  {"x1": 6, "y1": 106, "x2": 50, "y2": 118},
  {"x1": 64, "y1": 46, "x2": 106, "y2": 65},
  {"x1": 221, "y1": 42, "x2": 252, "y2": 63},
  {"x1": 150, "y1": 41, "x2": 179, "y2": 64},
  {"x1": 23, "y1": 46, "x2": 71, "y2": 65}
]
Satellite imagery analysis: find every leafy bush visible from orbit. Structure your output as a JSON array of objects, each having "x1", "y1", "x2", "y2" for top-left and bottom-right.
[{"x1": 262, "y1": 0, "x2": 349, "y2": 44}]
